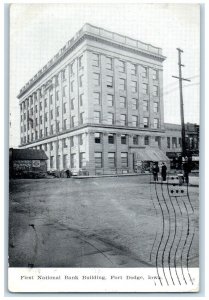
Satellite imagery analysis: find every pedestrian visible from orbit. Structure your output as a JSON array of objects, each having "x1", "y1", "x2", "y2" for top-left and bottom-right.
[
  {"x1": 183, "y1": 161, "x2": 191, "y2": 184},
  {"x1": 152, "y1": 162, "x2": 159, "y2": 182},
  {"x1": 161, "y1": 162, "x2": 167, "y2": 181},
  {"x1": 66, "y1": 169, "x2": 72, "y2": 178}
]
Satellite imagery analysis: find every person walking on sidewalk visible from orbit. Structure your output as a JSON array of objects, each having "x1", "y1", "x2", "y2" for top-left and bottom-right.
[
  {"x1": 161, "y1": 162, "x2": 167, "y2": 181},
  {"x1": 152, "y1": 163, "x2": 159, "y2": 182}
]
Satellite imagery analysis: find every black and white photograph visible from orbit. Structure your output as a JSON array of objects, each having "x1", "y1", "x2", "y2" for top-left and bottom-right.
[{"x1": 8, "y1": 3, "x2": 200, "y2": 293}]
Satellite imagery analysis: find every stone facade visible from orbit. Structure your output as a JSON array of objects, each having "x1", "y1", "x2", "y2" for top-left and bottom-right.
[{"x1": 18, "y1": 24, "x2": 167, "y2": 175}]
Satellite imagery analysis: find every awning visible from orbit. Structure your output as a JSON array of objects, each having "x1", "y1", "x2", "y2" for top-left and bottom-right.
[{"x1": 131, "y1": 147, "x2": 169, "y2": 162}]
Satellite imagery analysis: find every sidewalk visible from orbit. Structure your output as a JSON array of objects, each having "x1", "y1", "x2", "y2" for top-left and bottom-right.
[{"x1": 150, "y1": 175, "x2": 199, "y2": 187}]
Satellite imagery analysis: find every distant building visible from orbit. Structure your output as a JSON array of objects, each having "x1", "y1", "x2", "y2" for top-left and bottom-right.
[
  {"x1": 9, "y1": 148, "x2": 48, "y2": 178},
  {"x1": 17, "y1": 23, "x2": 168, "y2": 175}
]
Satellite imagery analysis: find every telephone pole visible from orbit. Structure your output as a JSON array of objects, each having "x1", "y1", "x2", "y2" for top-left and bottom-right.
[{"x1": 172, "y1": 48, "x2": 191, "y2": 158}]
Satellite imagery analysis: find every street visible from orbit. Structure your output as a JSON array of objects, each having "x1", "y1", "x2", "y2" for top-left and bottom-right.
[{"x1": 9, "y1": 175, "x2": 199, "y2": 268}]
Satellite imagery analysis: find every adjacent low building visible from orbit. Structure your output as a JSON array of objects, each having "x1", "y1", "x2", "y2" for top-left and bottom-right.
[{"x1": 17, "y1": 23, "x2": 169, "y2": 175}]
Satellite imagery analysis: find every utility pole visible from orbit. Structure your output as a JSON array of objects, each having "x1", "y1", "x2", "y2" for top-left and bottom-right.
[{"x1": 172, "y1": 48, "x2": 191, "y2": 158}]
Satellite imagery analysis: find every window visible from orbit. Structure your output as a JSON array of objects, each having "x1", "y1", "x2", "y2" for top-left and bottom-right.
[
  {"x1": 63, "y1": 85, "x2": 66, "y2": 97},
  {"x1": 108, "y1": 133, "x2": 114, "y2": 144},
  {"x1": 107, "y1": 113, "x2": 114, "y2": 125},
  {"x1": 40, "y1": 129, "x2": 43, "y2": 138},
  {"x1": 80, "y1": 94, "x2": 84, "y2": 106},
  {"x1": 153, "y1": 85, "x2": 159, "y2": 96},
  {"x1": 108, "y1": 153, "x2": 116, "y2": 168},
  {"x1": 44, "y1": 143, "x2": 47, "y2": 151},
  {"x1": 35, "y1": 131, "x2": 38, "y2": 139},
  {"x1": 24, "y1": 113, "x2": 26, "y2": 120},
  {"x1": 119, "y1": 60, "x2": 125, "y2": 73},
  {"x1": 172, "y1": 137, "x2": 177, "y2": 148},
  {"x1": 131, "y1": 81, "x2": 137, "y2": 93},
  {"x1": 106, "y1": 57, "x2": 113, "y2": 70},
  {"x1": 56, "y1": 121, "x2": 60, "y2": 132},
  {"x1": 93, "y1": 73, "x2": 100, "y2": 86},
  {"x1": 143, "y1": 117, "x2": 149, "y2": 128},
  {"x1": 71, "y1": 116, "x2": 75, "y2": 127},
  {"x1": 120, "y1": 114, "x2": 126, "y2": 126},
  {"x1": 153, "y1": 69, "x2": 158, "y2": 80},
  {"x1": 79, "y1": 75, "x2": 83, "y2": 87},
  {"x1": 143, "y1": 100, "x2": 148, "y2": 112},
  {"x1": 45, "y1": 112, "x2": 48, "y2": 122},
  {"x1": 63, "y1": 138, "x2": 67, "y2": 148},
  {"x1": 107, "y1": 94, "x2": 113, "y2": 107},
  {"x1": 39, "y1": 102, "x2": 42, "y2": 110},
  {"x1": 154, "y1": 118, "x2": 159, "y2": 129},
  {"x1": 132, "y1": 116, "x2": 138, "y2": 127},
  {"x1": 179, "y1": 137, "x2": 182, "y2": 147},
  {"x1": 93, "y1": 92, "x2": 100, "y2": 105},
  {"x1": 94, "y1": 111, "x2": 100, "y2": 124},
  {"x1": 79, "y1": 134, "x2": 84, "y2": 145},
  {"x1": 119, "y1": 78, "x2": 126, "y2": 91},
  {"x1": 63, "y1": 154, "x2": 68, "y2": 169},
  {"x1": 50, "y1": 94, "x2": 53, "y2": 105},
  {"x1": 31, "y1": 133, "x2": 34, "y2": 141},
  {"x1": 62, "y1": 69, "x2": 66, "y2": 81},
  {"x1": 30, "y1": 108, "x2": 33, "y2": 116},
  {"x1": 63, "y1": 102, "x2": 67, "y2": 114},
  {"x1": 23, "y1": 102, "x2": 26, "y2": 109},
  {"x1": 155, "y1": 136, "x2": 161, "y2": 147},
  {"x1": 142, "y1": 83, "x2": 148, "y2": 95},
  {"x1": 70, "y1": 61, "x2": 75, "y2": 75},
  {"x1": 56, "y1": 106, "x2": 59, "y2": 117},
  {"x1": 35, "y1": 118, "x2": 38, "y2": 126},
  {"x1": 92, "y1": 53, "x2": 99, "y2": 67},
  {"x1": 80, "y1": 112, "x2": 84, "y2": 124},
  {"x1": 144, "y1": 136, "x2": 149, "y2": 145},
  {"x1": 50, "y1": 142, "x2": 53, "y2": 150},
  {"x1": 79, "y1": 55, "x2": 84, "y2": 68},
  {"x1": 24, "y1": 124, "x2": 26, "y2": 132},
  {"x1": 71, "y1": 98, "x2": 75, "y2": 110},
  {"x1": 44, "y1": 98, "x2": 47, "y2": 108},
  {"x1": 70, "y1": 136, "x2": 74, "y2": 147},
  {"x1": 56, "y1": 91, "x2": 59, "y2": 101},
  {"x1": 71, "y1": 80, "x2": 74, "y2": 92},
  {"x1": 131, "y1": 64, "x2": 137, "y2": 75},
  {"x1": 154, "y1": 102, "x2": 159, "y2": 113},
  {"x1": 50, "y1": 156, "x2": 54, "y2": 169},
  {"x1": 70, "y1": 154, "x2": 76, "y2": 168},
  {"x1": 35, "y1": 105, "x2": 38, "y2": 113},
  {"x1": 94, "y1": 133, "x2": 101, "y2": 144},
  {"x1": 142, "y1": 66, "x2": 148, "y2": 78},
  {"x1": 107, "y1": 75, "x2": 113, "y2": 88},
  {"x1": 50, "y1": 125, "x2": 53, "y2": 134},
  {"x1": 121, "y1": 152, "x2": 128, "y2": 167},
  {"x1": 40, "y1": 116, "x2": 42, "y2": 124},
  {"x1": 79, "y1": 152, "x2": 86, "y2": 168},
  {"x1": 21, "y1": 115, "x2": 23, "y2": 122},
  {"x1": 133, "y1": 135, "x2": 138, "y2": 145},
  {"x1": 55, "y1": 76, "x2": 59, "y2": 86},
  {"x1": 45, "y1": 127, "x2": 48, "y2": 136},
  {"x1": 167, "y1": 137, "x2": 171, "y2": 148},
  {"x1": 132, "y1": 98, "x2": 138, "y2": 110},
  {"x1": 63, "y1": 119, "x2": 67, "y2": 130},
  {"x1": 30, "y1": 97, "x2": 33, "y2": 105},
  {"x1": 94, "y1": 152, "x2": 102, "y2": 168},
  {"x1": 121, "y1": 134, "x2": 127, "y2": 144},
  {"x1": 120, "y1": 96, "x2": 126, "y2": 108}
]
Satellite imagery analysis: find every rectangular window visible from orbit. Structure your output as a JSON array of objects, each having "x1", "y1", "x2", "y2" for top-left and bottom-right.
[
  {"x1": 167, "y1": 137, "x2": 171, "y2": 148},
  {"x1": 50, "y1": 156, "x2": 54, "y2": 169},
  {"x1": 93, "y1": 92, "x2": 100, "y2": 105},
  {"x1": 71, "y1": 81, "x2": 74, "y2": 92},
  {"x1": 44, "y1": 98, "x2": 47, "y2": 108},
  {"x1": 50, "y1": 124, "x2": 53, "y2": 134},
  {"x1": 24, "y1": 112, "x2": 26, "y2": 120},
  {"x1": 155, "y1": 136, "x2": 161, "y2": 147},
  {"x1": 35, "y1": 105, "x2": 38, "y2": 113},
  {"x1": 30, "y1": 108, "x2": 33, "y2": 116},
  {"x1": 79, "y1": 75, "x2": 83, "y2": 87},
  {"x1": 63, "y1": 85, "x2": 66, "y2": 97},
  {"x1": 172, "y1": 137, "x2": 177, "y2": 148},
  {"x1": 132, "y1": 116, "x2": 138, "y2": 127},
  {"x1": 31, "y1": 133, "x2": 34, "y2": 141},
  {"x1": 56, "y1": 106, "x2": 59, "y2": 117},
  {"x1": 142, "y1": 66, "x2": 148, "y2": 78},
  {"x1": 80, "y1": 94, "x2": 84, "y2": 106},
  {"x1": 56, "y1": 91, "x2": 59, "y2": 101},
  {"x1": 143, "y1": 117, "x2": 149, "y2": 128},
  {"x1": 44, "y1": 143, "x2": 47, "y2": 151},
  {"x1": 107, "y1": 94, "x2": 114, "y2": 107},
  {"x1": 92, "y1": 53, "x2": 99, "y2": 67},
  {"x1": 119, "y1": 78, "x2": 126, "y2": 91},
  {"x1": 70, "y1": 61, "x2": 75, "y2": 75},
  {"x1": 45, "y1": 127, "x2": 48, "y2": 136},
  {"x1": 56, "y1": 121, "x2": 60, "y2": 132},
  {"x1": 121, "y1": 152, "x2": 128, "y2": 168},
  {"x1": 79, "y1": 152, "x2": 86, "y2": 168},
  {"x1": 45, "y1": 112, "x2": 48, "y2": 122},
  {"x1": 63, "y1": 138, "x2": 67, "y2": 148},
  {"x1": 93, "y1": 73, "x2": 100, "y2": 86},
  {"x1": 71, "y1": 116, "x2": 75, "y2": 127},
  {"x1": 63, "y1": 102, "x2": 67, "y2": 114},
  {"x1": 107, "y1": 75, "x2": 113, "y2": 88},
  {"x1": 50, "y1": 142, "x2": 53, "y2": 150},
  {"x1": 95, "y1": 132, "x2": 101, "y2": 144},
  {"x1": 40, "y1": 116, "x2": 42, "y2": 124},
  {"x1": 132, "y1": 98, "x2": 138, "y2": 110},
  {"x1": 142, "y1": 83, "x2": 148, "y2": 95},
  {"x1": 80, "y1": 112, "x2": 84, "y2": 124},
  {"x1": 119, "y1": 60, "x2": 125, "y2": 73},
  {"x1": 24, "y1": 124, "x2": 26, "y2": 132},
  {"x1": 154, "y1": 102, "x2": 159, "y2": 113},
  {"x1": 143, "y1": 100, "x2": 148, "y2": 112},
  {"x1": 108, "y1": 133, "x2": 114, "y2": 144},
  {"x1": 79, "y1": 134, "x2": 84, "y2": 145},
  {"x1": 55, "y1": 76, "x2": 59, "y2": 86},
  {"x1": 106, "y1": 57, "x2": 113, "y2": 70},
  {"x1": 144, "y1": 136, "x2": 149, "y2": 145},
  {"x1": 30, "y1": 97, "x2": 33, "y2": 105},
  {"x1": 120, "y1": 114, "x2": 126, "y2": 126},
  {"x1": 63, "y1": 119, "x2": 67, "y2": 130},
  {"x1": 70, "y1": 136, "x2": 74, "y2": 147},
  {"x1": 131, "y1": 64, "x2": 137, "y2": 76},
  {"x1": 40, "y1": 129, "x2": 43, "y2": 138},
  {"x1": 94, "y1": 111, "x2": 101, "y2": 124},
  {"x1": 108, "y1": 152, "x2": 116, "y2": 168},
  {"x1": 131, "y1": 81, "x2": 137, "y2": 93},
  {"x1": 153, "y1": 85, "x2": 159, "y2": 96},
  {"x1": 39, "y1": 102, "x2": 42, "y2": 110},
  {"x1": 133, "y1": 135, "x2": 138, "y2": 145},
  {"x1": 62, "y1": 69, "x2": 66, "y2": 81},
  {"x1": 35, "y1": 131, "x2": 38, "y2": 140},
  {"x1": 50, "y1": 94, "x2": 53, "y2": 105},
  {"x1": 63, "y1": 154, "x2": 68, "y2": 169},
  {"x1": 70, "y1": 154, "x2": 76, "y2": 168},
  {"x1": 154, "y1": 118, "x2": 159, "y2": 129},
  {"x1": 120, "y1": 96, "x2": 126, "y2": 108},
  {"x1": 107, "y1": 113, "x2": 114, "y2": 125},
  {"x1": 71, "y1": 98, "x2": 75, "y2": 110},
  {"x1": 78, "y1": 55, "x2": 84, "y2": 68},
  {"x1": 121, "y1": 134, "x2": 127, "y2": 144},
  {"x1": 94, "y1": 152, "x2": 102, "y2": 168},
  {"x1": 153, "y1": 69, "x2": 158, "y2": 80}
]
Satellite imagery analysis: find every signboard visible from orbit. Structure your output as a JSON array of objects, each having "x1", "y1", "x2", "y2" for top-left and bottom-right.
[{"x1": 32, "y1": 160, "x2": 41, "y2": 168}]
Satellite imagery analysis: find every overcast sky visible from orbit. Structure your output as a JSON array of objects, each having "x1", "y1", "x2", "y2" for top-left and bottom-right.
[{"x1": 9, "y1": 3, "x2": 200, "y2": 147}]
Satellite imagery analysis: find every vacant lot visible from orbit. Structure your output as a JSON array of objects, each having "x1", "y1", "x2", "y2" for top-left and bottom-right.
[{"x1": 9, "y1": 175, "x2": 199, "y2": 269}]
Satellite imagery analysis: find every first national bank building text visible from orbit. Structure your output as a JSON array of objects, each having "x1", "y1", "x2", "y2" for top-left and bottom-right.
[{"x1": 18, "y1": 23, "x2": 168, "y2": 175}]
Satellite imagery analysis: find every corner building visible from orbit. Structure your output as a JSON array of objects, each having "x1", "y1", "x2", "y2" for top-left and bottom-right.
[{"x1": 18, "y1": 24, "x2": 167, "y2": 175}]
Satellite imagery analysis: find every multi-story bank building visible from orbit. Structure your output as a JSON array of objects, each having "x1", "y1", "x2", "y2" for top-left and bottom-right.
[{"x1": 18, "y1": 24, "x2": 169, "y2": 175}]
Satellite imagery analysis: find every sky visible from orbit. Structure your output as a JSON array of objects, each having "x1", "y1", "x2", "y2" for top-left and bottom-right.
[{"x1": 9, "y1": 3, "x2": 200, "y2": 147}]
